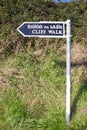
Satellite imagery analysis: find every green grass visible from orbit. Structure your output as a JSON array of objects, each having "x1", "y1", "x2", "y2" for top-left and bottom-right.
[
  {"x1": 0, "y1": 48, "x2": 87, "y2": 130},
  {"x1": 0, "y1": 89, "x2": 28, "y2": 130}
]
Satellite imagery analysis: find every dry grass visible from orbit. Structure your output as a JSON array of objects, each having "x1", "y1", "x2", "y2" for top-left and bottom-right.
[{"x1": 72, "y1": 43, "x2": 87, "y2": 66}]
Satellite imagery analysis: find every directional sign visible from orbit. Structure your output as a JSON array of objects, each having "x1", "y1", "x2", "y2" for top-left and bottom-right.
[
  {"x1": 17, "y1": 20, "x2": 72, "y2": 125},
  {"x1": 17, "y1": 22, "x2": 65, "y2": 38}
]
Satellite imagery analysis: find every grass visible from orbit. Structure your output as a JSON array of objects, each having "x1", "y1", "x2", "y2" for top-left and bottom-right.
[
  {"x1": 0, "y1": 88, "x2": 28, "y2": 130},
  {"x1": 0, "y1": 46, "x2": 87, "y2": 130}
]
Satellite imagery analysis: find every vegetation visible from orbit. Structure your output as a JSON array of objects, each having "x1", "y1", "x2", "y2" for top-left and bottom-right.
[{"x1": 0, "y1": 0, "x2": 87, "y2": 130}]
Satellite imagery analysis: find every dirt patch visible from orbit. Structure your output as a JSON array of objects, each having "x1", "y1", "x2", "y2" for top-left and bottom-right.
[
  {"x1": 0, "y1": 76, "x2": 7, "y2": 84},
  {"x1": 0, "y1": 67, "x2": 22, "y2": 91},
  {"x1": 0, "y1": 75, "x2": 9, "y2": 91},
  {"x1": 71, "y1": 44, "x2": 87, "y2": 66},
  {"x1": 71, "y1": 44, "x2": 87, "y2": 83}
]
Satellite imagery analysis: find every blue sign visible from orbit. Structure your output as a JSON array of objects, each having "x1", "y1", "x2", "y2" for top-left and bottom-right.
[{"x1": 17, "y1": 22, "x2": 64, "y2": 38}]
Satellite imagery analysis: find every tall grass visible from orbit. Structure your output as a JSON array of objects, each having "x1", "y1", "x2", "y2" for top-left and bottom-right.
[{"x1": 0, "y1": 48, "x2": 87, "y2": 130}]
